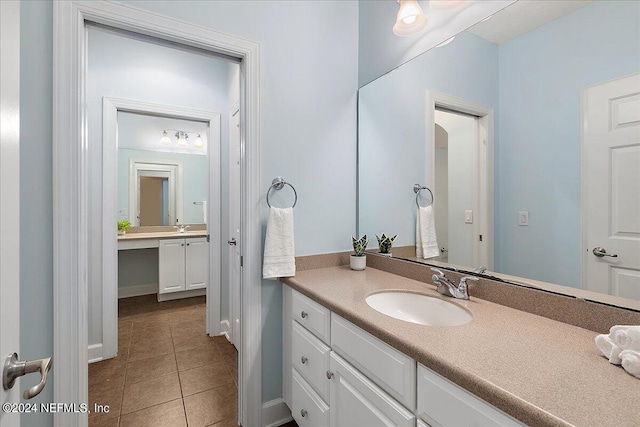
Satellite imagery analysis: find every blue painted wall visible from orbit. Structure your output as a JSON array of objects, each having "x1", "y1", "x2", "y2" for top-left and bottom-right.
[{"x1": 496, "y1": 0, "x2": 640, "y2": 287}]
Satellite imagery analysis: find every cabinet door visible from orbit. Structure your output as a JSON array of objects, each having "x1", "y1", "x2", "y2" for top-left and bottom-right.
[
  {"x1": 186, "y1": 237, "x2": 208, "y2": 290},
  {"x1": 329, "y1": 352, "x2": 415, "y2": 427},
  {"x1": 159, "y1": 239, "x2": 186, "y2": 293}
]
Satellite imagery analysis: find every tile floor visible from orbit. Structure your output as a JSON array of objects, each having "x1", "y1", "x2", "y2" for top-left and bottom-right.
[{"x1": 88, "y1": 295, "x2": 237, "y2": 427}]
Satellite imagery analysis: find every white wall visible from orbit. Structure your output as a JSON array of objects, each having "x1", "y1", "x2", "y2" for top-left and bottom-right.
[
  {"x1": 435, "y1": 110, "x2": 475, "y2": 267},
  {"x1": 86, "y1": 24, "x2": 232, "y2": 358}
]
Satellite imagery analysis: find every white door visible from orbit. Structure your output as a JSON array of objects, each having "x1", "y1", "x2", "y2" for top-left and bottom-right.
[
  {"x1": 584, "y1": 73, "x2": 640, "y2": 299},
  {"x1": 159, "y1": 239, "x2": 186, "y2": 293},
  {"x1": 186, "y1": 237, "x2": 208, "y2": 290},
  {"x1": 228, "y1": 105, "x2": 241, "y2": 346},
  {"x1": 1, "y1": 1, "x2": 21, "y2": 424},
  {"x1": 329, "y1": 352, "x2": 415, "y2": 427}
]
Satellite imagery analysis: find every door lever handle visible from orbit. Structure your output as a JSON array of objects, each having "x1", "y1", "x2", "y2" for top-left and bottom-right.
[
  {"x1": 3, "y1": 353, "x2": 53, "y2": 399},
  {"x1": 592, "y1": 247, "x2": 618, "y2": 258}
]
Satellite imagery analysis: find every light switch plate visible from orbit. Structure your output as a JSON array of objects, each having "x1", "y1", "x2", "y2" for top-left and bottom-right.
[
  {"x1": 518, "y1": 211, "x2": 529, "y2": 226},
  {"x1": 464, "y1": 210, "x2": 473, "y2": 224}
]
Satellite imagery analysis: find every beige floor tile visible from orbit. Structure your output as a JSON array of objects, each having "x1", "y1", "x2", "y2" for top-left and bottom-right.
[
  {"x1": 130, "y1": 326, "x2": 172, "y2": 343},
  {"x1": 88, "y1": 376, "x2": 125, "y2": 418},
  {"x1": 131, "y1": 313, "x2": 170, "y2": 330},
  {"x1": 179, "y1": 363, "x2": 235, "y2": 397},
  {"x1": 121, "y1": 372, "x2": 181, "y2": 415},
  {"x1": 184, "y1": 387, "x2": 237, "y2": 427},
  {"x1": 169, "y1": 307, "x2": 205, "y2": 324},
  {"x1": 89, "y1": 358, "x2": 126, "y2": 385},
  {"x1": 207, "y1": 418, "x2": 239, "y2": 427},
  {"x1": 175, "y1": 345, "x2": 223, "y2": 371},
  {"x1": 88, "y1": 412, "x2": 120, "y2": 427},
  {"x1": 119, "y1": 398, "x2": 186, "y2": 427},
  {"x1": 170, "y1": 318, "x2": 206, "y2": 337},
  {"x1": 125, "y1": 353, "x2": 177, "y2": 385},
  {"x1": 128, "y1": 336, "x2": 174, "y2": 362},
  {"x1": 172, "y1": 331, "x2": 216, "y2": 353}
]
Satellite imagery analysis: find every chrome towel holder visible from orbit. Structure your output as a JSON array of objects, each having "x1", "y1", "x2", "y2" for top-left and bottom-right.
[
  {"x1": 414, "y1": 184, "x2": 434, "y2": 207},
  {"x1": 267, "y1": 177, "x2": 298, "y2": 208}
]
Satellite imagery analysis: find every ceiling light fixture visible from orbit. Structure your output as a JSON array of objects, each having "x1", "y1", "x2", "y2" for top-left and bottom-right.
[{"x1": 393, "y1": 0, "x2": 428, "y2": 36}]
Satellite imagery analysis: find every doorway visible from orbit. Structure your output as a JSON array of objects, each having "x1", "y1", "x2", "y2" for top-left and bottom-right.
[{"x1": 54, "y1": 2, "x2": 262, "y2": 426}]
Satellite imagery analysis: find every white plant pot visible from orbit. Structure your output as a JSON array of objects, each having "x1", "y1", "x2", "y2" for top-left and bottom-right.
[
  {"x1": 118, "y1": 230, "x2": 126, "y2": 236},
  {"x1": 350, "y1": 255, "x2": 366, "y2": 271}
]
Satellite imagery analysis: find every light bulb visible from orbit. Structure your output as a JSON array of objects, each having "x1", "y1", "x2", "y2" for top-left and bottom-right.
[
  {"x1": 393, "y1": 0, "x2": 428, "y2": 37},
  {"x1": 160, "y1": 131, "x2": 171, "y2": 145},
  {"x1": 194, "y1": 134, "x2": 204, "y2": 149}
]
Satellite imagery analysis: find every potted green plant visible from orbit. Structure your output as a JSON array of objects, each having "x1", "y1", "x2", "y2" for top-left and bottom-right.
[
  {"x1": 351, "y1": 235, "x2": 369, "y2": 271},
  {"x1": 117, "y1": 219, "x2": 131, "y2": 236},
  {"x1": 376, "y1": 233, "x2": 397, "y2": 257}
]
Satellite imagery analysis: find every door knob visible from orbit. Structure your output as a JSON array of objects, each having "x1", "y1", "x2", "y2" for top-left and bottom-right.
[
  {"x1": 3, "y1": 353, "x2": 52, "y2": 399},
  {"x1": 227, "y1": 238, "x2": 237, "y2": 246},
  {"x1": 592, "y1": 247, "x2": 618, "y2": 258}
]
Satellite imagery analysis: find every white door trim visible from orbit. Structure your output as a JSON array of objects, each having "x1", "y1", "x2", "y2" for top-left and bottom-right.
[
  {"x1": 426, "y1": 91, "x2": 494, "y2": 269},
  {"x1": 0, "y1": 1, "x2": 21, "y2": 422},
  {"x1": 102, "y1": 97, "x2": 220, "y2": 361},
  {"x1": 54, "y1": 2, "x2": 261, "y2": 427},
  {"x1": 131, "y1": 161, "x2": 180, "y2": 226}
]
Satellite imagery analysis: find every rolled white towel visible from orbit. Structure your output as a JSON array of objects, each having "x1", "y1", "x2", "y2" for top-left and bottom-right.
[
  {"x1": 610, "y1": 325, "x2": 640, "y2": 351},
  {"x1": 595, "y1": 334, "x2": 623, "y2": 365},
  {"x1": 620, "y1": 350, "x2": 640, "y2": 379}
]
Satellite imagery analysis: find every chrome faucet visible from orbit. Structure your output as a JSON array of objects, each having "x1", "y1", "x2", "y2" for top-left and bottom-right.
[
  {"x1": 472, "y1": 265, "x2": 487, "y2": 274},
  {"x1": 430, "y1": 268, "x2": 478, "y2": 300},
  {"x1": 173, "y1": 224, "x2": 190, "y2": 233}
]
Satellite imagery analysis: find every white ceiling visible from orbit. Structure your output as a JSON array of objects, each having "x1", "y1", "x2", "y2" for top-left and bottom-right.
[{"x1": 467, "y1": 0, "x2": 594, "y2": 45}]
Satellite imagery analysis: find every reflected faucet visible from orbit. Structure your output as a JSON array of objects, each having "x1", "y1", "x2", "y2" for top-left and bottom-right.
[
  {"x1": 473, "y1": 266, "x2": 487, "y2": 274},
  {"x1": 174, "y1": 224, "x2": 190, "y2": 233},
  {"x1": 430, "y1": 268, "x2": 478, "y2": 300}
]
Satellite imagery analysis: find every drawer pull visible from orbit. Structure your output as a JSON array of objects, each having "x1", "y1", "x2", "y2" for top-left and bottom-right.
[
  {"x1": 301, "y1": 356, "x2": 308, "y2": 364},
  {"x1": 300, "y1": 409, "x2": 308, "y2": 418},
  {"x1": 326, "y1": 370, "x2": 334, "y2": 380},
  {"x1": 301, "y1": 311, "x2": 308, "y2": 318}
]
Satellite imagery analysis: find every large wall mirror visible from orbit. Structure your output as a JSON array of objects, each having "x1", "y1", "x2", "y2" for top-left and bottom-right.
[
  {"x1": 117, "y1": 111, "x2": 209, "y2": 226},
  {"x1": 358, "y1": 0, "x2": 640, "y2": 308}
]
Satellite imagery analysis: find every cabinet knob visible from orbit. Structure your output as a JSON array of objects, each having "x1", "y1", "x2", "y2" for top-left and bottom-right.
[
  {"x1": 301, "y1": 356, "x2": 308, "y2": 365},
  {"x1": 300, "y1": 409, "x2": 308, "y2": 418},
  {"x1": 300, "y1": 311, "x2": 308, "y2": 319},
  {"x1": 326, "y1": 370, "x2": 334, "y2": 380},
  {"x1": 187, "y1": 243, "x2": 190, "y2": 246},
  {"x1": 181, "y1": 243, "x2": 184, "y2": 246}
]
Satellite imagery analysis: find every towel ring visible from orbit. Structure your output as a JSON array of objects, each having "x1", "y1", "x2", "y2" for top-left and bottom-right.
[
  {"x1": 413, "y1": 184, "x2": 434, "y2": 207},
  {"x1": 267, "y1": 177, "x2": 298, "y2": 208}
]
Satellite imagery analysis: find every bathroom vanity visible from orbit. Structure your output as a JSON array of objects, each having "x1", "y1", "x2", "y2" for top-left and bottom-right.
[
  {"x1": 281, "y1": 256, "x2": 640, "y2": 427},
  {"x1": 118, "y1": 229, "x2": 208, "y2": 300}
]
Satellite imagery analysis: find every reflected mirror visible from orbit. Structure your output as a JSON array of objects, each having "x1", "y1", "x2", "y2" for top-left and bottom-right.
[
  {"x1": 358, "y1": 0, "x2": 640, "y2": 307},
  {"x1": 118, "y1": 111, "x2": 209, "y2": 226}
]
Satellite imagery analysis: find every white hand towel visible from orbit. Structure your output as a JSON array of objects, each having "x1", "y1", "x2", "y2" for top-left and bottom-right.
[
  {"x1": 595, "y1": 334, "x2": 623, "y2": 365},
  {"x1": 620, "y1": 350, "x2": 640, "y2": 379},
  {"x1": 416, "y1": 205, "x2": 439, "y2": 259},
  {"x1": 610, "y1": 325, "x2": 640, "y2": 351},
  {"x1": 202, "y1": 201, "x2": 207, "y2": 225},
  {"x1": 262, "y1": 207, "x2": 295, "y2": 280}
]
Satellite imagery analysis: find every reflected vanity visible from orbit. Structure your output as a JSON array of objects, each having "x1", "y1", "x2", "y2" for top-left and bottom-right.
[{"x1": 357, "y1": 0, "x2": 640, "y2": 309}]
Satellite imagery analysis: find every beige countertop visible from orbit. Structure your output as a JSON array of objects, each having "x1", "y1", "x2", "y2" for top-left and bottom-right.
[
  {"x1": 282, "y1": 266, "x2": 640, "y2": 427},
  {"x1": 117, "y1": 230, "x2": 207, "y2": 241}
]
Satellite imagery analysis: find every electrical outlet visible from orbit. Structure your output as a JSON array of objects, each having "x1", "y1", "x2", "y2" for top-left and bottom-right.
[{"x1": 518, "y1": 211, "x2": 529, "y2": 226}]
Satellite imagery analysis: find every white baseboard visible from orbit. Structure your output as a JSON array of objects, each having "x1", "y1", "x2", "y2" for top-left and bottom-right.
[
  {"x1": 157, "y1": 288, "x2": 206, "y2": 302},
  {"x1": 88, "y1": 344, "x2": 103, "y2": 364},
  {"x1": 262, "y1": 398, "x2": 292, "y2": 427},
  {"x1": 220, "y1": 319, "x2": 230, "y2": 340},
  {"x1": 118, "y1": 283, "x2": 157, "y2": 299}
]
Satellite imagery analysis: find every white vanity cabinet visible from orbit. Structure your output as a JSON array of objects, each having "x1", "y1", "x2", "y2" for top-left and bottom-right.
[
  {"x1": 284, "y1": 286, "x2": 524, "y2": 427},
  {"x1": 159, "y1": 237, "x2": 207, "y2": 294}
]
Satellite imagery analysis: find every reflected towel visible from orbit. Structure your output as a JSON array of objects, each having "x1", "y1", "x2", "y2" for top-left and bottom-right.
[
  {"x1": 262, "y1": 207, "x2": 295, "y2": 280},
  {"x1": 620, "y1": 350, "x2": 640, "y2": 379},
  {"x1": 202, "y1": 201, "x2": 207, "y2": 225},
  {"x1": 416, "y1": 205, "x2": 439, "y2": 259},
  {"x1": 610, "y1": 325, "x2": 640, "y2": 352}
]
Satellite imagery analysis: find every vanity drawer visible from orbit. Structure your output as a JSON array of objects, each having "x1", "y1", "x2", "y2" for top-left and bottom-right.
[
  {"x1": 291, "y1": 368, "x2": 330, "y2": 427},
  {"x1": 417, "y1": 364, "x2": 523, "y2": 427},
  {"x1": 292, "y1": 320, "x2": 331, "y2": 402},
  {"x1": 331, "y1": 314, "x2": 416, "y2": 411},
  {"x1": 292, "y1": 289, "x2": 331, "y2": 344}
]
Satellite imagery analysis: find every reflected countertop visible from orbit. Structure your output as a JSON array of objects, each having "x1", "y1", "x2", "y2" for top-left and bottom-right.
[{"x1": 117, "y1": 230, "x2": 207, "y2": 241}]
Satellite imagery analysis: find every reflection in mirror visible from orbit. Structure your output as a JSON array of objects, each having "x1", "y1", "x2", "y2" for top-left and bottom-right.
[
  {"x1": 358, "y1": 0, "x2": 640, "y2": 307},
  {"x1": 118, "y1": 111, "x2": 208, "y2": 227}
]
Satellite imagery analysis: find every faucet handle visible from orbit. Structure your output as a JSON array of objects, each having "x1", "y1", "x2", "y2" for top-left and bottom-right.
[
  {"x1": 430, "y1": 268, "x2": 445, "y2": 276},
  {"x1": 459, "y1": 276, "x2": 479, "y2": 287}
]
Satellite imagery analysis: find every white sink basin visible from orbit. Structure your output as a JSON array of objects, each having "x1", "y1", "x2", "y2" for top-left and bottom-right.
[{"x1": 365, "y1": 291, "x2": 473, "y2": 327}]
